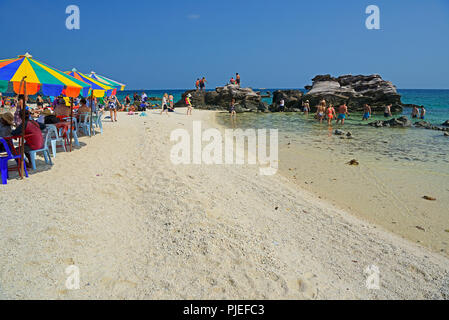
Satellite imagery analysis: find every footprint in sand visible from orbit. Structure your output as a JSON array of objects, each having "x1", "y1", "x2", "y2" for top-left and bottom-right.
[{"x1": 291, "y1": 272, "x2": 318, "y2": 299}]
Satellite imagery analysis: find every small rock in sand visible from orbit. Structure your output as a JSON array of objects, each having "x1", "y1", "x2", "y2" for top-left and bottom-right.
[
  {"x1": 347, "y1": 159, "x2": 359, "y2": 166},
  {"x1": 422, "y1": 196, "x2": 436, "y2": 201}
]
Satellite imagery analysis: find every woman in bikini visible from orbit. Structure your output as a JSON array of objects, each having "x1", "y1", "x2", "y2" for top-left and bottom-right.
[
  {"x1": 230, "y1": 98, "x2": 236, "y2": 118},
  {"x1": 316, "y1": 100, "x2": 326, "y2": 124},
  {"x1": 326, "y1": 103, "x2": 337, "y2": 125}
]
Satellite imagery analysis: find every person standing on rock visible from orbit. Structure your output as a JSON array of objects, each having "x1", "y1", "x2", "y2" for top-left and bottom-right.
[
  {"x1": 195, "y1": 78, "x2": 200, "y2": 91},
  {"x1": 362, "y1": 104, "x2": 372, "y2": 121},
  {"x1": 200, "y1": 77, "x2": 207, "y2": 92},
  {"x1": 336, "y1": 103, "x2": 349, "y2": 125},
  {"x1": 236, "y1": 73, "x2": 241, "y2": 87},
  {"x1": 279, "y1": 99, "x2": 285, "y2": 112},
  {"x1": 186, "y1": 93, "x2": 193, "y2": 116},
  {"x1": 384, "y1": 104, "x2": 392, "y2": 118},
  {"x1": 326, "y1": 104, "x2": 337, "y2": 125},
  {"x1": 419, "y1": 105, "x2": 426, "y2": 120}
]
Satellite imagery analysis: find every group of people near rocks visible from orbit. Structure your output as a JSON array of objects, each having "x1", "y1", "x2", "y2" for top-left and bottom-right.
[{"x1": 276, "y1": 98, "x2": 428, "y2": 126}]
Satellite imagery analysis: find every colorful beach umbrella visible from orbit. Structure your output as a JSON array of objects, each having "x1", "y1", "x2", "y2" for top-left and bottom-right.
[
  {"x1": 89, "y1": 71, "x2": 126, "y2": 92},
  {"x1": 65, "y1": 68, "x2": 114, "y2": 98},
  {"x1": 0, "y1": 53, "x2": 90, "y2": 97}
]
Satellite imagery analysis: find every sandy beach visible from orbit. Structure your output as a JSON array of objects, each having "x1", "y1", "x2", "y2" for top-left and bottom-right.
[{"x1": 1, "y1": 108, "x2": 448, "y2": 299}]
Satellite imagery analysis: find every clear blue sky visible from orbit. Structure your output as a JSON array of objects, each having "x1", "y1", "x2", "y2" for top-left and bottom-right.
[{"x1": 1, "y1": 0, "x2": 448, "y2": 89}]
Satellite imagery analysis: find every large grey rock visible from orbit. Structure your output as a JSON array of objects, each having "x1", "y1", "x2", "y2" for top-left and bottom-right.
[
  {"x1": 271, "y1": 90, "x2": 303, "y2": 111},
  {"x1": 302, "y1": 74, "x2": 403, "y2": 113},
  {"x1": 175, "y1": 85, "x2": 261, "y2": 111}
]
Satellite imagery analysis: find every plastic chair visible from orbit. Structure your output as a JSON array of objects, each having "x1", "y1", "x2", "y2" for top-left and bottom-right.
[
  {"x1": 28, "y1": 130, "x2": 53, "y2": 170},
  {"x1": 92, "y1": 111, "x2": 103, "y2": 134},
  {"x1": 0, "y1": 138, "x2": 29, "y2": 184},
  {"x1": 46, "y1": 125, "x2": 67, "y2": 158},
  {"x1": 78, "y1": 112, "x2": 95, "y2": 136},
  {"x1": 62, "y1": 117, "x2": 80, "y2": 147}
]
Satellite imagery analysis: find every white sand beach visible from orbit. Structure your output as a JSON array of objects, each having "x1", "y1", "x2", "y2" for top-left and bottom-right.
[{"x1": 0, "y1": 109, "x2": 448, "y2": 299}]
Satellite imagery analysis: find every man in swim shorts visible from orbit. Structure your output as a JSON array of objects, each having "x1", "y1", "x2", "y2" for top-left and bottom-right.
[
  {"x1": 336, "y1": 103, "x2": 349, "y2": 125},
  {"x1": 362, "y1": 104, "x2": 371, "y2": 120}
]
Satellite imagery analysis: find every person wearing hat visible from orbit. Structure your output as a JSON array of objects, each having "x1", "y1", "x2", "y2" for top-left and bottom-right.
[
  {"x1": 0, "y1": 112, "x2": 14, "y2": 137},
  {"x1": 37, "y1": 108, "x2": 53, "y2": 124},
  {"x1": 0, "y1": 112, "x2": 14, "y2": 153}
]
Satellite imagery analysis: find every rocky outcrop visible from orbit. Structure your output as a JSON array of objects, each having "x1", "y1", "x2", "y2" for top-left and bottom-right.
[
  {"x1": 175, "y1": 85, "x2": 262, "y2": 113},
  {"x1": 414, "y1": 121, "x2": 449, "y2": 132},
  {"x1": 302, "y1": 74, "x2": 403, "y2": 113},
  {"x1": 368, "y1": 116, "x2": 411, "y2": 128},
  {"x1": 270, "y1": 90, "x2": 303, "y2": 112},
  {"x1": 442, "y1": 120, "x2": 449, "y2": 127}
]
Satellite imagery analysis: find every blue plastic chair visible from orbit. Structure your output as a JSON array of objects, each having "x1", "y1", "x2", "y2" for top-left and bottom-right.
[
  {"x1": 0, "y1": 138, "x2": 29, "y2": 184},
  {"x1": 28, "y1": 130, "x2": 53, "y2": 170}
]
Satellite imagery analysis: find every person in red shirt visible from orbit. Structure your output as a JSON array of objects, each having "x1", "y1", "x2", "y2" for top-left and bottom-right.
[
  {"x1": 11, "y1": 110, "x2": 45, "y2": 166},
  {"x1": 230, "y1": 77, "x2": 235, "y2": 84}
]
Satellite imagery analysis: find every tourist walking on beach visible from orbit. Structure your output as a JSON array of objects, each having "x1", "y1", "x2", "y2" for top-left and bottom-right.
[
  {"x1": 200, "y1": 77, "x2": 207, "y2": 92},
  {"x1": 316, "y1": 100, "x2": 326, "y2": 123},
  {"x1": 384, "y1": 104, "x2": 392, "y2": 117},
  {"x1": 186, "y1": 93, "x2": 193, "y2": 115},
  {"x1": 230, "y1": 98, "x2": 236, "y2": 118},
  {"x1": 236, "y1": 73, "x2": 241, "y2": 87},
  {"x1": 362, "y1": 104, "x2": 372, "y2": 121},
  {"x1": 336, "y1": 103, "x2": 349, "y2": 125},
  {"x1": 302, "y1": 100, "x2": 310, "y2": 115},
  {"x1": 411, "y1": 105, "x2": 419, "y2": 119},
  {"x1": 108, "y1": 95, "x2": 119, "y2": 122},
  {"x1": 169, "y1": 94, "x2": 174, "y2": 111},
  {"x1": 326, "y1": 104, "x2": 337, "y2": 125},
  {"x1": 160, "y1": 93, "x2": 169, "y2": 115},
  {"x1": 420, "y1": 105, "x2": 426, "y2": 119}
]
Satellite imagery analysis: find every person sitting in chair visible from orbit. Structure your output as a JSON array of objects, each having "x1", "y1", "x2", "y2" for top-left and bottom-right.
[{"x1": 11, "y1": 110, "x2": 45, "y2": 166}]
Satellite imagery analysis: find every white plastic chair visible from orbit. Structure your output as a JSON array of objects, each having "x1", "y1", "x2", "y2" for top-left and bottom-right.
[
  {"x1": 79, "y1": 112, "x2": 95, "y2": 136},
  {"x1": 47, "y1": 124, "x2": 67, "y2": 158}
]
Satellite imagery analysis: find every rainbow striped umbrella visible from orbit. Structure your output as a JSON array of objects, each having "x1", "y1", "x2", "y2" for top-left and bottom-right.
[
  {"x1": 0, "y1": 53, "x2": 90, "y2": 97},
  {"x1": 89, "y1": 71, "x2": 125, "y2": 92},
  {"x1": 65, "y1": 68, "x2": 114, "y2": 98}
]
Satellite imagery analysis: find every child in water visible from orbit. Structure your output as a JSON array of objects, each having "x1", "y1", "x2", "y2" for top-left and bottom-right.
[{"x1": 230, "y1": 98, "x2": 236, "y2": 118}]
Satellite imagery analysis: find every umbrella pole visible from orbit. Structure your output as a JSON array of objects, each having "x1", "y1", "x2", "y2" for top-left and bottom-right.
[
  {"x1": 20, "y1": 79, "x2": 27, "y2": 179},
  {"x1": 70, "y1": 97, "x2": 73, "y2": 152},
  {"x1": 89, "y1": 91, "x2": 93, "y2": 137}
]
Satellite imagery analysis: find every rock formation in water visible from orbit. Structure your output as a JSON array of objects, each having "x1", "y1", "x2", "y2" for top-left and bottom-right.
[
  {"x1": 270, "y1": 90, "x2": 303, "y2": 112},
  {"x1": 301, "y1": 74, "x2": 403, "y2": 113},
  {"x1": 368, "y1": 116, "x2": 411, "y2": 128},
  {"x1": 175, "y1": 84, "x2": 266, "y2": 113}
]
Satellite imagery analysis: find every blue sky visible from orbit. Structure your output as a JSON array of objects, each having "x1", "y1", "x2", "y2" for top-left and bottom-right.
[{"x1": 1, "y1": 0, "x2": 448, "y2": 89}]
